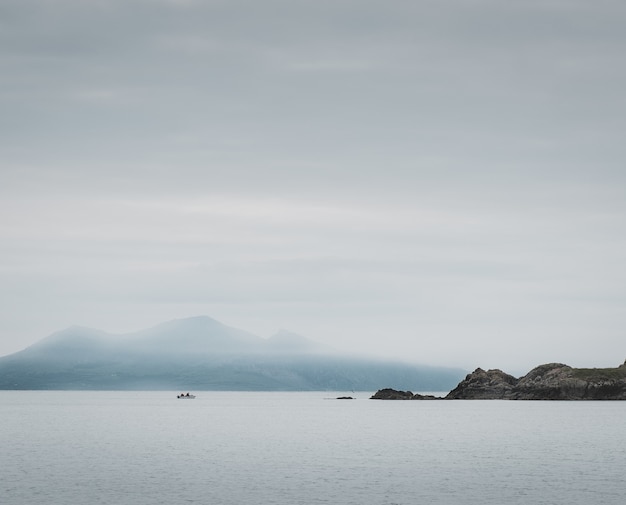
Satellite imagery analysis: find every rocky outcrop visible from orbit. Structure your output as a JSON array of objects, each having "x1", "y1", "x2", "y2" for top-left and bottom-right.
[
  {"x1": 370, "y1": 388, "x2": 442, "y2": 400},
  {"x1": 372, "y1": 360, "x2": 626, "y2": 400},
  {"x1": 511, "y1": 362, "x2": 626, "y2": 400},
  {"x1": 445, "y1": 368, "x2": 518, "y2": 399}
]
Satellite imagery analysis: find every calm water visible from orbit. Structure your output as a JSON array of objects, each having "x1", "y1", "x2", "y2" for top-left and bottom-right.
[{"x1": 1, "y1": 391, "x2": 625, "y2": 505}]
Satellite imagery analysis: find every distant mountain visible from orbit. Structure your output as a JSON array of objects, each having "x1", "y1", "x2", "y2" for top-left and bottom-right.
[
  {"x1": 0, "y1": 316, "x2": 466, "y2": 391},
  {"x1": 265, "y1": 329, "x2": 332, "y2": 354},
  {"x1": 126, "y1": 316, "x2": 265, "y2": 355}
]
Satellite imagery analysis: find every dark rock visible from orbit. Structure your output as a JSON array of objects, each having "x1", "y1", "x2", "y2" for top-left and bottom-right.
[
  {"x1": 512, "y1": 362, "x2": 626, "y2": 400},
  {"x1": 445, "y1": 368, "x2": 518, "y2": 399},
  {"x1": 411, "y1": 393, "x2": 442, "y2": 400},
  {"x1": 370, "y1": 388, "x2": 443, "y2": 400},
  {"x1": 371, "y1": 388, "x2": 415, "y2": 400},
  {"x1": 445, "y1": 361, "x2": 626, "y2": 400},
  {"x1": 336, "y1": 396, "x2": 354, "y2": 400},
  {"x1": 371, "y1": 360, "x2": 626, "y2": 401}
]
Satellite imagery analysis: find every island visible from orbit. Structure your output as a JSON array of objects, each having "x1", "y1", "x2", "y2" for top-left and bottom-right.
[
  {"x1": 370, "y1": 389, "x2": 442, "y2": 400},
  {"x1": 0, "y1": 316, "x2": 467, "y2": 391},
  {"x1": 371, "y1": 360, "x2": 626, "y2": 400}
]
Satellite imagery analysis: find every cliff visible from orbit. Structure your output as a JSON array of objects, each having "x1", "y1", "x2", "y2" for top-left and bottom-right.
[
  {"x1": 372, "y1": 360, "x2": 626, "y2": 400},
  {"x1": 445, "y1": 367, "x2": 518, "y2": 399}
]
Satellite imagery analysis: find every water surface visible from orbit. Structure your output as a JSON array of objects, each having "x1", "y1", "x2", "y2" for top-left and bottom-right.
[{"x1": 2, "y1": 391, "x2": 625, "y2": 504}]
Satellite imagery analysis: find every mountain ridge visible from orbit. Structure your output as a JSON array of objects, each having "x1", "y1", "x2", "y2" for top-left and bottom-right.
[{"x1": 0, "y1": 316, "x2": 466, "y2": 391}]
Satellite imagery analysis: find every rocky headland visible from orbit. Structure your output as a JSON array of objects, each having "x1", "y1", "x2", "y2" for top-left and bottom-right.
[{"x1": 371, "y1": 361, "x2": 626, "y2": 400}]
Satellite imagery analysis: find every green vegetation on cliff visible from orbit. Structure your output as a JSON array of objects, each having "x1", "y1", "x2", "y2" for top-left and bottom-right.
[{"x1": 571, "y1": 363, "x2": 626, "y2": 381}]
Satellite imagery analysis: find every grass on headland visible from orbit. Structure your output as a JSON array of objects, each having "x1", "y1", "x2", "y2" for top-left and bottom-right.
[{"x1": 571, "y1": 365, "x2": 626, "y2": 381}]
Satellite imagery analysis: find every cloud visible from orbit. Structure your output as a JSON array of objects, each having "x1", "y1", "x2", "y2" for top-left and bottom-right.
[{"x1": 1, "y1": 1, "x2": 626, "y2": 371}]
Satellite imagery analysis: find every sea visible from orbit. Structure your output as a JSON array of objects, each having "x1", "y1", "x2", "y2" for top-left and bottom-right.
[{"x1": 2, "y1": 391, "x2": 625, "y2": 505}]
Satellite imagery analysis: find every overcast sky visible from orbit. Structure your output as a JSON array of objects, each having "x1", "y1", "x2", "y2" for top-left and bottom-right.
[{"x1": 1, "y1": 0, "x2": 625, "y2": 374}]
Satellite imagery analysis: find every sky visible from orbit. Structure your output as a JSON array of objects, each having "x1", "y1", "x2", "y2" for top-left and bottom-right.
[{"x1": 1, "y1": 0, "x2": 626, "y2": 375}]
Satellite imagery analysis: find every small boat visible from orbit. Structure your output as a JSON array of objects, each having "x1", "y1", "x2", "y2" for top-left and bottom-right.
[{"x1": 177, "y1": 393, "x2": 196, "y2": 399}]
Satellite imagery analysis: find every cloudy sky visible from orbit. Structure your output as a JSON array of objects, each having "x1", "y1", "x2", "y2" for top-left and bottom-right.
[{"x1": 1, "y1": 0, "x2": 625, "y2": 374}]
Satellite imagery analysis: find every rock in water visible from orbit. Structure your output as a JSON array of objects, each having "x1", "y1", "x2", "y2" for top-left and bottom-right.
[
  {"x1": 371, "y1": 360, "x2": 626, "y2": 400},
  {"x1": 445, "y1": 368, "x2": 519, "y2": 399},
  {"x1": 370, "y1": 388, "x2": 442, "y2": 400},
  {"x1": 511, "y1": 362, "x2": 626, "y2": 400},
  {"x1": 371, "y1": 388, "x2": 415, "y2": 400},
  {"x1": 445, "y1": 361, "x2": 626, "y2": 400}
]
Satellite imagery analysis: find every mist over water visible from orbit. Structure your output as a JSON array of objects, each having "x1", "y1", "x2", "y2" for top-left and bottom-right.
[{"x1": 3, "y1": 391, "x2": 625, "y2": 504}]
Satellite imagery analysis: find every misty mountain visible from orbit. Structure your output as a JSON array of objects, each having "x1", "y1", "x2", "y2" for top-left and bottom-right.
[
  {"x1": 265, "y1": 329, "x2": 333, "y2": 354},
  {"x1": 126, "y1": 316, "x2": 266, "y2": 355},
  {"x1": 0, "y1": 316, "x2": 466, "y2": 391}
]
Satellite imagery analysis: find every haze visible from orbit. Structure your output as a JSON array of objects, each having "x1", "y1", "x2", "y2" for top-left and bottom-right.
[{"x1": 1, "y1": 1, "x2": 625, "y2": 375}]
